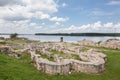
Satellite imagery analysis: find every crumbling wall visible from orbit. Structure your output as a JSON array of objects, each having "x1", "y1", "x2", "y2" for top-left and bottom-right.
[
  {"x1": 0, "y1": 43, "x2": 107, "y2": 75},
  {"x1": 30, "y1": 51, "x2": 71, "y2": 75},
  {"x1": 71, "y1": 60, "x2": 105, "y2": 74}
]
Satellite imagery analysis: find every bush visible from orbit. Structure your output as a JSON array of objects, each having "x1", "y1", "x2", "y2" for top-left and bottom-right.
[{"x1": 10, "y1": 33, "x2": 18, "y2": 39}]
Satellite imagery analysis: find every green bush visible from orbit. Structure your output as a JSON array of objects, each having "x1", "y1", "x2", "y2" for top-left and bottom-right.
[{"x1": 10, "y1": 33, "x2": 18, "y2": 39}]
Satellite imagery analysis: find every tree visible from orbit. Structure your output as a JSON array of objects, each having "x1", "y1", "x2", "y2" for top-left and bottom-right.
[{"x1": 10, "y1": 33, "x2": 18, "y2": 39}]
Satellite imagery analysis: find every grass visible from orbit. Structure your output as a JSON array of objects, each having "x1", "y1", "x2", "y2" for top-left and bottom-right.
[
  {"x1": 49, "y1": 49, "x2": 66, "y2": 58},
  {"x1": 0, "y1": 41, "x2": 6, "y2": 45},
  {"x1": 49, "y1": 49, "x2": 82, "y2": 60},
  {"x1": 71, "y1": 54, "x2": 81, "y2": 60},
  {"x1": 5, "y1": 39, "x2": 27, "y2": 44},
  {"x1": 4, "y1": 39, "x2": 39, "y2": 44},
  {"x1": 36, "y1": 51, "x2": 54, "y2": 61},
  {"x1": 80, "y1": 47, "x2": 90, "y2": 52},
  {"x1": 0, "y1": 47, "x2": 120, "y2": 80}
]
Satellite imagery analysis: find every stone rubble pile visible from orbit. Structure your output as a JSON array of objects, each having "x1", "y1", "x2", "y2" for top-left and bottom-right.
[
  {"x1": 78, "y1": 39, "x2": 98, "y2": 46},
  {"x1": 78, "y1": 39, "x2": 120, "y2": 49},
  {"x1": 99, "y1": 39, "x2": 120, "y2": 49}
]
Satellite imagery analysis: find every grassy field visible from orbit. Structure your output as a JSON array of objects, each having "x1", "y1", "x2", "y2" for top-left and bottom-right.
[{"x1": 0, "y1": 47, "x2": 120, "y2": 80}]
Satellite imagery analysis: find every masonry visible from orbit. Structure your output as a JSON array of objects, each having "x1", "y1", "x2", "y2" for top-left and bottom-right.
[
  {"x1": 28, "y1": 43, "x2": 107, "y2": 75},
  {"x1": 78, "y1": 39, "x2": 120, "y2": 50},
  {"x1": 0, "y1": 42, "x2": 107, "y2": 75}
]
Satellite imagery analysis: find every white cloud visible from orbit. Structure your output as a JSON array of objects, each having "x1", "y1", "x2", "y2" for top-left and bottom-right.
[
  {"x1": 0, "y1": 0, "x2": 59, "y2": 21},
  {"x1": 30, "y1": 23, "x2": 37, "y2": 26},
  {"x1": 103, "y1": 22, "x2": 113, "y2": 28},
  {"x1": 50, "y1": 22, "x2": 62, "y2": 28},
  {"x1": 50, "y1": 16, "x2": 69, "y2": 22},
  {"x1": 0, "y1": 19, "x2": 120, "y2": 33},
  {"x1": 58, "y1": 21, "x2": 120, "y2": 33},
  {"x1": 0, "y1": 19, "x2": 47, "y2": 34},
  {"x1": 55, "y1": 22, "x2": 60, "y2": 26},
  {"x1": 0, "y1": 19, "x2": 33, "y2": 33},
  {"x1": 22, "y1": 0, "x2": 58, "y2": 13},
  {"x1": 62, "y1": 3, "x2": 67, "y2": 7},
  {"x1": 0, "y1": 0, "x2": 70, "y2": 33},
  {"x1": 41, "y1": 23, "x2": 45, "y2": 25},
  {"x1": 107, "y1": 0, "x2": 120, "y2": 5},
  {"x1": 0, "y1": 0, "x2": 69, "y2": 23},
  {"x1": 91, "y1": 10, "x2": 114, "y2": 16},
  {"x1": 34, "y1": 11, "x2": 50, "y2": 20},
  {"x1": 0, "y1": 0, "x2": 22, "y2": 6}
]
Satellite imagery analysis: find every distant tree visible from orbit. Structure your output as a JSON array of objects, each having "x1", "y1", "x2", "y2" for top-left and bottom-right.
[{"x1": 10, "y1": 33, "x2": 18, "y2": 39}]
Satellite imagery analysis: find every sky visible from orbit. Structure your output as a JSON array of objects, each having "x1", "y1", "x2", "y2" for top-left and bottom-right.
[{"x1": 0, "y1": 0, "x2": 120, "y2": 34}]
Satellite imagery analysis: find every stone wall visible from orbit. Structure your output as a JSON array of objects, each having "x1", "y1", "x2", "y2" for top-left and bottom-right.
[
  {"x1": 0, "y1": 43, "x2": 107, "y2": 75},
  {"x1": 78, "y1": 39, "x2": 120, "y2": 50},
  {"x1": 78, "y1": 39, "x2": 98, "y2": 47},
  {"x1": 30, "y1": 50, "x2": 71, "y2": 75},
  {"x1": 29, "y1": 43, "x2": 107, "y2": 75},
  {"x1": 99, "y1": 39, "x2": 120, "y2": 49},
  {"x1": 71, "y1": 60, "x2": 104, "y2": 74}
]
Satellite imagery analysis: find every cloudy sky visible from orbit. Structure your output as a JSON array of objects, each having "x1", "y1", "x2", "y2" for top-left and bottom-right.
[{"x1": 0, "y1": 0, "x2": 120, "y2": 34}]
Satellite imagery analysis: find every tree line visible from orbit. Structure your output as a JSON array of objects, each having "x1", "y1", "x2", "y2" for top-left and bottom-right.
[{"x1": 35, "y1": 33, "x2": 120, "y2": 36}]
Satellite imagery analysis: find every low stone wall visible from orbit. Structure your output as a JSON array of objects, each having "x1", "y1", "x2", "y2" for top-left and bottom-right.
[
  {"x1": 37, "y1": 59, "x2": 71, "y2": 75},
  {"x1": 71, "y1": 60, "x2": 105, "y2": 74},
  {"x1": 29, "y1": 47, "x2": 107, "y2": 75},
  {"x1": 30, "y1": 51, "x2": 71, "y2": 75},
  {"x1": 0, "y1": 46, "x2": 13, "y2": 54}
]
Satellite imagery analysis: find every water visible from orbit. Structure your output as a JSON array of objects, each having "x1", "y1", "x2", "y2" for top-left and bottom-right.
[{"x1": 0, "y1": 35, "x2": 120, "y2": 43}]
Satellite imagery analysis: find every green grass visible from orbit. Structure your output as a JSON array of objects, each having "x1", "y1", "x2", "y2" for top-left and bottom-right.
[
  {"x1": 49, "y1": 49, "x2": 66, "y2": 58},
  {"x1": 71, "y1": 54, "x2": 81, "y2": 60},
  {"x1": 0, "y1": 48, "x2": 120, "y2": 80},
  {"x1": 80, "y1": 47, "x2": 90, "y2": 52},
  {"x1": 0, "y1": 41, "x2": 6, "y2": 45},
  {"x1": 36, "y1": 51, "x2": 54, "y2": 61},
  {"x1": 49, "y1": 49, "x2": 84, "y2": 61},
  {"x1": 5, "y1": 40, "x2": 27, "y2": 44}
]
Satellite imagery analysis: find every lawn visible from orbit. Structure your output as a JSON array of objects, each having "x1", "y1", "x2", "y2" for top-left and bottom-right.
[{"x1": 0, "y1": 47, "x2": 120, "y2": 80}]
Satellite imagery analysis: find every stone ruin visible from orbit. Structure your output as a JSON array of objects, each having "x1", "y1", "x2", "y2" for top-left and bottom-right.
[
  {"x1": 0, "y1": 44, "x2": 29, "y2": 58},
  {"x1": 28, "y1": 43, "x2": 107, "y2": 75},
  {"x1": 78, "y1": 39, "x2": 98, "y2": 46},
  {"x1": 0, "y1": 43, "x2": 107, "y2": 75},
  {"x1": 78, "y1": 39, "x2": 120, "y2": 50},
  {"x1": 99, "y1": 39, "x2": 120, "y2": 49}
]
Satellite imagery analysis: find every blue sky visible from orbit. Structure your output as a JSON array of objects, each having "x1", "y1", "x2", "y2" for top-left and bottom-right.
[
  {"x1": 0, "y1": 0, "x2": 120, "y2": 33},
  {"x1": 57, "y1": 0, "x2": 120, "y2": 24}
]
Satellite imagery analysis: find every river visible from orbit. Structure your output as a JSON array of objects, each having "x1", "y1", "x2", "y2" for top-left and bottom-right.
[{"x1": 0, "y1": 35, "x2": 120, "y2": 43}]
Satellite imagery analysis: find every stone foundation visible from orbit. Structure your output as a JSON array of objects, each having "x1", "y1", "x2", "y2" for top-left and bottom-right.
[
  {"x1": 29, "y1": 43, "x2": 107, "y2": 75},
  {"x1": 0, "y1": 42, "x2": 107, "y2": 75}
]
